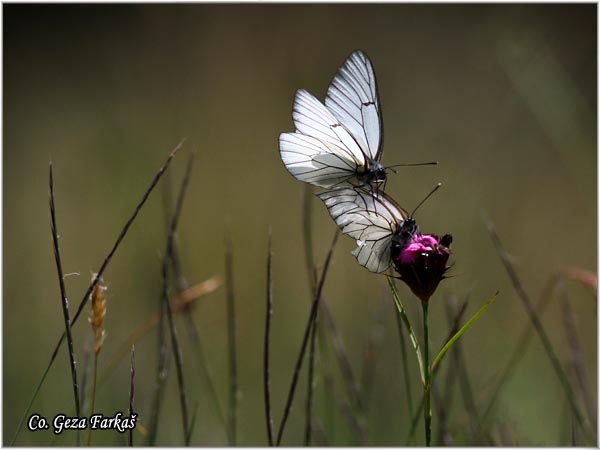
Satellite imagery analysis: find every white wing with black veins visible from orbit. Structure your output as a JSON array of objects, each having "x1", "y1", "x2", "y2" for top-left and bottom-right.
[
  {"x1": 325, "y1": 50, "x2": 382, "y2": 161},
  {"x1": 279, "y1": 89, "x2": 367, "y2": 188},
  {"x1": 317, "y1": 187, "x2": 408, "y2": 273},
  {"x1": 279, "y1": 50, "x2": 384, "y2": 189}
]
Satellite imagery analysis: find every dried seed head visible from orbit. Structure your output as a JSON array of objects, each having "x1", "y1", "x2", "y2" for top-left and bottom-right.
[
  {"x1": 89, "y1": 273, "x2": 107, "y2": 354},
  {"x1": 174, "y1": 276, "x2": 222, "y2": 313}
]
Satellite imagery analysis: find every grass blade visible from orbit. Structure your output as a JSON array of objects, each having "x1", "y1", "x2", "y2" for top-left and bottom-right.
[
  {"x1": 487, "y1": 223, "x2": 593, "y2": 441},
  {"x1": 72, "y1": 140, "x2": 185, "y2": 331},
  {"x1": 479, "y1": 272, "x2": 559, "y2": 428},
  {"x1": 435, "y1": 296, "x2": 464, "y2": 445},
  {"x1": 163, "y1": 153, "x2": 195, "y2": 444},
  {"x1": 224, "y1": 232, "x2": 239, "y2": 445},
  {"x1": 360, "y1": 296, "x2": 386, "y2": 415},
  {"x1": 557, "y1": 278, "x2": 597, "y2": 432},
  {"x1": 302, "y1": 185, "x2": 365, "y2": 442},
  {"x1": 264, "y1": 229, "x2": 275, "y2": 446},
  {"x1": 161, "y1": 170, "x2": 229, "y2": 442},
  {"x1": 480, "y1": 267, "x2": 596, "y2": 433},
  {"x1": 302, "y1": 184, "x2": 316, "y2": 289},
  {"x1": 330, "y1": 377, "x2": 365, "y2": 443},
  {"x1": 322, "y1": 304, "x2": 365, "y2": 411},
  {"x1": 78, "y1": 339, "x2": 92, "y2": 415},
  {"x1": 48, "y1": 162, "x2": 81, "y2": 444},
  {"x1": 11, "y1": 139, "x2": 183, "y2": 446},
  {"x1": 276, "y1": 230, "x2": 339, "y2": 446},
  {"x1": 432, "y1": 381, "x2": 450, "y2": 445},
  {"x1": 304, "y1": 297, "x2": 319, "y2": 446},
  {"x1": 445, "y1": 297, "x2": 493, "y2": 445},
  {"x1": 129, "y1": 345, "x2": 135, "y2": 447},
  {"x1": 391, "y1": 280, "x2": 415, "y2": 421},
  {"x1": 431, "y1": 291, "x2": 498, "y2": 374},
  {"x1": 147, "y1": 287, "x2": 169, "y2": 445},
  {"x1": 188, "y1": 402, "x2": 200, "y2": 445},
  {"x1": 181, "y1": 313, "x2": 228, "y2": 441},
  {"x1": 99, "y1": 278, "x2": 221, "y2": 380},
  {"x1": 405, "y1": 299, "x2": 472, "y2": 445}
]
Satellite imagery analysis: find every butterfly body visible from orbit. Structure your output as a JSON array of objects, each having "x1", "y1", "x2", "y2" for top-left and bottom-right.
[
  {"x1": 359, "y1": 158, "x2": 387, "y2": 186},
  {"x1": 393, "y1": 216, "x2": 418, "y2": 248}
]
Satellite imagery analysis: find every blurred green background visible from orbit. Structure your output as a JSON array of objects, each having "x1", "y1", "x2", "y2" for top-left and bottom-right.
[{"x1": 4, "y1": 4, "x2": 596, "y2": 446}]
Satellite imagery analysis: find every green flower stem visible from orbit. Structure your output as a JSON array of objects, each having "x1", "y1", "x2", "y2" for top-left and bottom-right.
[
  {"x1": 431, "y1": 291, "x2": 498, "y2": 373},
  {"x1": 387, "y1": 277, "x2": 425, "y2": 386},
  {"x1": 422, "y1": 301, "x2": 432, "y2": 447}
]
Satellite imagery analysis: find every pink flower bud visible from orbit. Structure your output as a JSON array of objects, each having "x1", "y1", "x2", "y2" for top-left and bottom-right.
[{"x1": 391, "y1": 233, "x2": 453, "y2": 303}]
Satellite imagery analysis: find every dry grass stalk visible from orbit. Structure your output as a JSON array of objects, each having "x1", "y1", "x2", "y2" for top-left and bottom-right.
[
  {"x1": 11, "y1": 140, "x2": 183, "y2": 446},
  {"x1": 560, "y1": 267, "x2": 597, "y2": 295},
  {"x1": 175, "y1": 277, "x2": 222, "y2": 312},
  {"x1": 98, "y1": 276, "x2": 221, "y2": 386}
]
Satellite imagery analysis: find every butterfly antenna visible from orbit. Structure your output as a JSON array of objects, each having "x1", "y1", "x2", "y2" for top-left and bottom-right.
[
  {"x1": 386, "y1": 161, "x2": 438, "y2": 170},
  {"x1": 410, "y1": 183, "x2": 442, "y2": 217}
]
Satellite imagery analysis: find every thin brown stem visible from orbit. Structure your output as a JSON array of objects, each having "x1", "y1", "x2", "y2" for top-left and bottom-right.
[
  {"x1": 162, "y1": 153, "x2": 195, "y2": 444},
  {"x1": 100, "y1": 278, "x2": 221, "y2": 383},
  {"x1": 302, "y1": 184, "x2": 316, "y2": 289},
  {"x1": 225, "y1": 232, "x2": 238, "y2": 445},
  {"x1": 557, "y1": 279, "x2": 597, "y2": 432},
  {"x1": 147, "y1": 283, "x2": 169, "y2": 445},
  {"x1": 11, "y1": 139, "x2": 183, "y2": 446},
  {"x1": 304, "y1": 302, "x2": 319, "y2": 446},
  {"x1": 432, "y1": 381, "x2": 450, "y2": 445},
  {"x1": 480, "y1": 273, "x2": 559, "y2": 427},
  {"x1": 487, "y1": 223, "x2": 592, "y2": 441},
  {"x1": 360, "y1": 296, "x2": 386, "y2": 415},
  {"x1": 481, "y1": 267, "x2": 596, "y2": 433},
  {"x1": 79, "y1": 340, "x2": 92, "y2": 415},
  {"x1": 87, "y1": 354, "x2": 99, "y2": 446},
  {"x1": 264, "y1": 229, "x2": 274, "y2": 446},
  {"x1": 129, "y1": 346, "x2": 135, "y2": 447},
  {"x1": 321, "y1": 304, "x2": 364, "y2": 415},
  {"x1": 276, "y1": 230, "x2": 339, "y2": 446},
  {"x1": 49, "y1": 162, "x2": 81, "y2": 430},
  {"x1": 302, "y1": 184, "x2": 365, "y2": 442}
]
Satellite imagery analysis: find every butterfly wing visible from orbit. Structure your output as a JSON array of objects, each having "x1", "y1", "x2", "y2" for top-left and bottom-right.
[
  {"x1": 351, "y1": 238, "x2": 393, "y2": 274},
  {"x1": 325, "y1": 50, "x2": 382, "y2": 162},
  {"x1": 279, "y1": 132, "x2": 358, "y2": 188},
  {"x1": 317, "y1": 187, "x2": 408, "y2": 273},
  {"x1": 279, "y1": 89, "x2": 368, "y2": 189}
]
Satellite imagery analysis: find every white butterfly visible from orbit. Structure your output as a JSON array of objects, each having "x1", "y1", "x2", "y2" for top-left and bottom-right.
[
  {"x1": 317, "y1": 186, "x2": 417, "y2": 273},
  {"x1": 279, "y1": 50, "x2": 386, "y2": 189}
]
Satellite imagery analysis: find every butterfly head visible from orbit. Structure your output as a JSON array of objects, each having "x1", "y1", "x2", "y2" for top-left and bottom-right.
[
  {"x1": 393, "y1": 217, "x2": 418, "y2": 248},
  {"x1": 367, "y1": 159, "x2": 387, "y2": 184}
]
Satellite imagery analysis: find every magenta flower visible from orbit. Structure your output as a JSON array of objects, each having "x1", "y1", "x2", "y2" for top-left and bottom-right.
[{"x1": 391, "y1": 233, "x2": 453, "y2": 303}]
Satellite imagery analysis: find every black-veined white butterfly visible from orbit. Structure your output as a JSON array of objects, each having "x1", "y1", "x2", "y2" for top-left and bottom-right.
[
  {"x1": 279, "y1": 50, "x2": 386, "y2": 189},
  {"x1": 317, "y1": 186, "x2": 418, "y2": 273}
]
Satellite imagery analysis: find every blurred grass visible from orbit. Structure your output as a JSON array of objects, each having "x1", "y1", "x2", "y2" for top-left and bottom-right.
[{"x1": 4, "y1": 4, "x2": 596, "y2": 446}]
